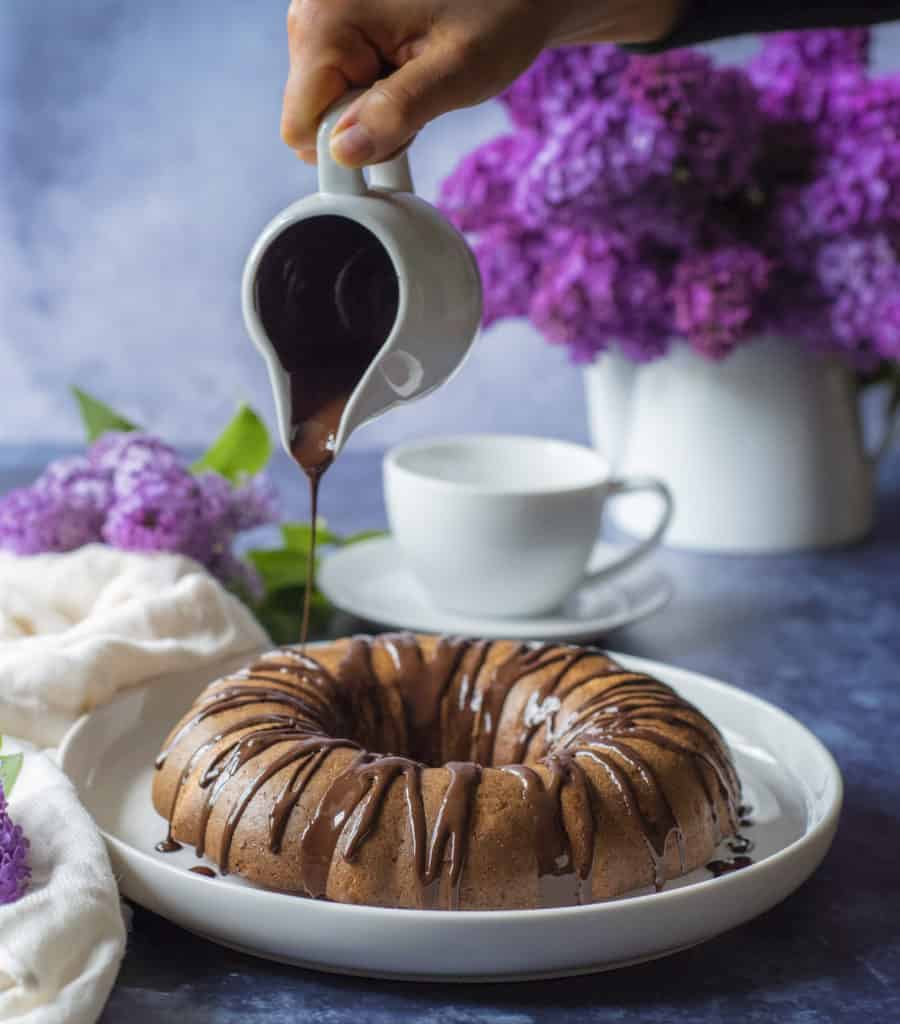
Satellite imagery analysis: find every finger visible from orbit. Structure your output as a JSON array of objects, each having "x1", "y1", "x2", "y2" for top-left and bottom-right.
[
  {"x1": 280, "y1": 5, "x2": 380, "y2": 154},
  {"x1": 329, "y1": 39, "x2": 474, "y2": 168}
]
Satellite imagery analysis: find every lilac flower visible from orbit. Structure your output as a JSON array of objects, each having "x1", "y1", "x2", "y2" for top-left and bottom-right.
[
  {"x1": 195, "y1": 471, "x2": 233, "y2": 530},
  {"x1": 0, "y1": 788, "x2": 30, "y2": 906},
  {"x1": 778, "y1": 142, "x2": 900, "y2": 243},
  {"x1": 0, "y1": 487, "x2": 100, "y2": 554},
  {"x1": 472, "y1": 226, "x2": 546, "y2": 326},
  {"x1": 514, "y1": 55, "x2": 758, "y2": 247},
  {"x1": 102, "y1": 465, "x2": 204, "y2": 555},
  {"x1": 514, "y1": 96, "x2": 681, "y2": 235},
  {"x1": 831, "y1": 75, "x2": 900, "y2": 142},
  {"x1": 749, "y1": 30, "x2": 870, "y2": 128},
  {"x1": 672, "y1": 247, "x2": 771, "y2": 360},
  {"x1": 874, "y1": 294, "x2": 900, "y2": 360},
  {"x1": 815, "y1": 233, "x2": 900, "y2": 362},
  {"x1": 439, "y1": 133, "x2": 540, "y2": 233},
  {"x1": 448, "y1": 32, "x2": 900, "y2": 364},
  {"x1": 614, "y1": 261, "x2": 674, "y2": 363},
  {"x1": 230, "y1": 474, "x2": 280, "y2": 533},
  {"x1": 34, "y1": 455, "x2": 113, "y2": 528},
  {"x1": 530, "y1": 230, "x2": 672, "y2": 363},
  {"x1": 89, "y1": 432, "x2": 181, "y2": 499},
  {"x1": 530, "y1": 232, "x2": 612, "y2": 356},
  {"x1": 500, "y1": 45, "x2": 629, "y2": 133},
  {"x1": 626, "y1": 52, "x2": 762, "y2": 196}
]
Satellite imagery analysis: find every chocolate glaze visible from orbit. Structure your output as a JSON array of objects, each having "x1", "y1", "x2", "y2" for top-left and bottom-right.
[
  {"x1": 253, "y1": 215, "x2": 399, "y2": 645},
  {"x1": 189, "y1": 866, "x2": 217, "y2": 878},
  {"x1": 727, "y1": 833, "x2": 754, "y2": 855},
  {"x1": 155, "y1": 635, "x2": 742, "y2": 908},
  {"x1": 707, "y1": 855, "x2": 753, "y2": 877},
  {"x1": 155, "y1": 837, "x2": 182, "y2": 854}
]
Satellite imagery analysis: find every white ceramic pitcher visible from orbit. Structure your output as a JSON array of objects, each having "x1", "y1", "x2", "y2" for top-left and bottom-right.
[
  {"x1": 242, "y1": 93, "x2": 483, "y2": 458},
  {"x1": 585, "y1": 337, "x2": 890, "y2": 552}
]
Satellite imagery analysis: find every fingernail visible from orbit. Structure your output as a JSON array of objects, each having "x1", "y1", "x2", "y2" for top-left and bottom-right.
[{"x1": 331, "y1": 123, "x2": 375, "y2": 166}]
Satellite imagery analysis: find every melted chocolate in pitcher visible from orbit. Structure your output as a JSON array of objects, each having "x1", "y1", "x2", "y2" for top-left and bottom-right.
[{"x1": 254, "y1": 215, "x2": 399, "y2": 642}]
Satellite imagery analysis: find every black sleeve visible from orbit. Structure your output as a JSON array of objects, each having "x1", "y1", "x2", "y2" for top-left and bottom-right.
[{"x1": 626, "y1": 2, "x2": 900, "y2": 52}]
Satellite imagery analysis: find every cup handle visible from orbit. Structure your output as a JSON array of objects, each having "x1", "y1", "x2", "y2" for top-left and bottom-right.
[
  {"x1": 316, "y1": 91, "x2": 369, "y2": 197},
  {"x1": 583, "y1": 476, "x2": 674, "y2": 584}
]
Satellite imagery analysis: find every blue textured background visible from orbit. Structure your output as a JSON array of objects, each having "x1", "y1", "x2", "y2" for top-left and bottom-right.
[{"x1": 3, "y1": 2, "x2": 898, "y2": 449}]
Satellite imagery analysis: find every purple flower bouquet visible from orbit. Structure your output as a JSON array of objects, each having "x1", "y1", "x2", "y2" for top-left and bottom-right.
[
  {"x1": 0, "y1": 391, "x2": 380, "y2": 644},
  {"x1": 440, "y1": 30, "x2": 900, "y2": 374},
  {"x1": 0, "y1": 742, "x2": 29, "y2": 906}
]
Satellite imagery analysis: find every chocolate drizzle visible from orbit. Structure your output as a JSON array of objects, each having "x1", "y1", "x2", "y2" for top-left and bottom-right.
[
  {"x1": 155, "y1": 635, "x2": 742, "y2": 909},
  {"x1": 727, "y1": 833, "x2": 754, "y2": 855},
  {"x1": 706, "y1": 856, "x2": 753, "y2": 878},
  {"x1": 155, "y1": 837, "x2": 182, "y2": 854},
  {"x1": 189, "y1": 866, "x2": 217, "y2": 878}
]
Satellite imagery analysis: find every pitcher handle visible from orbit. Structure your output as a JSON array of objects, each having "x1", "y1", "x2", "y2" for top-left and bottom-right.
[
  {"x1": 369, "y1": 150, "x2": 415, "y2": 193},
  {"x1": 317, "y1": 91, "x2": 369, "y2": 197}
]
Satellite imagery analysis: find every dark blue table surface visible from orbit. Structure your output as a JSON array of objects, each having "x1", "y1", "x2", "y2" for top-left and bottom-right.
[{"x1": 3, "y1": 445, "x2": 899, "y2": 1023}]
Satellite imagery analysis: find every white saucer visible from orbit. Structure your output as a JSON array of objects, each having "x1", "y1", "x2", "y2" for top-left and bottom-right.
[
  {"x1": 59, "y1": 649, "x2": 841, "y2": 982},
  {"x1": 318, "y1": 537, "x2": 674, "y2": 642}
]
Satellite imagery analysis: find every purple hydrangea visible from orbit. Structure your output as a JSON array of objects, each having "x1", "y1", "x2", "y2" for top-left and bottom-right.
[
  {"x1": 0, "y1": 788, "x2": 30, "y2": 906},
  {"x1": 672, "y1": 246, "x2": 771, "y2": 360},
  {"x1": 500, "y1": 45, "x2": 629, "y2": 133}
]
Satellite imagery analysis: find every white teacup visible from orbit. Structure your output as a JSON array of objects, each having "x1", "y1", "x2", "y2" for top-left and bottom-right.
[{"x1": 384, "y1": 435, "x2": 674, "y2": 618}]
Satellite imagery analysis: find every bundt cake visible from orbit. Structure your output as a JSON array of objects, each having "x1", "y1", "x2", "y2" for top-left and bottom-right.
[{"x1": 152, "y1": 634, "x2": 741, "y2": 910}]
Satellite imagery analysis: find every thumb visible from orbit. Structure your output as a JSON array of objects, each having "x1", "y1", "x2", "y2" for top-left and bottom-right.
[{"x1": 330, "y1": 43, "x2": 470, "y2": 168}]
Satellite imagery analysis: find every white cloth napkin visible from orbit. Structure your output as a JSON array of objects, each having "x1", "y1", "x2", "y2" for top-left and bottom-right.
[
  {"x1": 0, "y1": 545, "x2": 272, "y2": 1022},
  {"x1": 0, "y1": 744, "x2": 127, "y2": 1024},
  {"x1": 0, "y1": 545, "x2": 269, "y2": 747}
]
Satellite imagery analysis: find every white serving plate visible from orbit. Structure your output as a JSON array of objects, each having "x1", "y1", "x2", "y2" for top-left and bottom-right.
[{"x1": 58, "y1": 649, "x2": 841, "y2": 982}]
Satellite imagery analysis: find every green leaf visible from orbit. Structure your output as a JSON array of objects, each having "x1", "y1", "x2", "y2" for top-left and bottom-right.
[
  {"x1": 192, "y1": 404, "x2": 272, "y2": 482},
  {"x1": 0, "y1": 753, "x2": 23, "y2": 799},
  {"x1": 281, "y1": 521, "x2": 342, "y2": 552},
  {"x1": 72, "y1": 387, "x2": 138, "y2": 442},
  {"x1": 253, "y1": 585, "x2": 330, "y2": 646},
  {"x1": 342, "y1": 529, "x2": 387, "y2": 547},
  {"x1": 247, "y1": 547, "x2": 311, "y2": 592}
]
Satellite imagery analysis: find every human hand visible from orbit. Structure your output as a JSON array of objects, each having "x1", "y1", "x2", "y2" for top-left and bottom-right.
[{"x1": 281, "y1": 0, "x2": 684, "y2": 168}]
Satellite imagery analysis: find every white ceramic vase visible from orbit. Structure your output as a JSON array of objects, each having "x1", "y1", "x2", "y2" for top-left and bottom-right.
[{"x1": 584, "y1": 336, "x2": 881, "y2": 552}]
